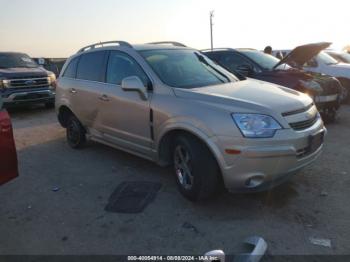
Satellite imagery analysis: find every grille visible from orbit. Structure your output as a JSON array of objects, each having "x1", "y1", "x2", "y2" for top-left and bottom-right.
[
  {"x1": 7, "y1": 77, "x2": 50, "y2": 89},
  {"x1": 289, "y1": 114, "x2": 318, "y2": 131},
  {"x1": 282, "y1": 103, "x2": 314, "y2": 117}
]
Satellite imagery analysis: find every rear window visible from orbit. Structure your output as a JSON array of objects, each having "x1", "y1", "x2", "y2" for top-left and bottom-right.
[
  {"x1": 62, "y1": 57, "x2": 79, "y2": 78},
  {"x1": 76, "y1": 51, "x2": 107, "y2": 82}
]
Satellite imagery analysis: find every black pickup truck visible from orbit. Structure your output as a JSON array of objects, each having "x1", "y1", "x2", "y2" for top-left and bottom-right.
[{"x1": 0, "y1": 52, "x2": 56, "y2": 108}]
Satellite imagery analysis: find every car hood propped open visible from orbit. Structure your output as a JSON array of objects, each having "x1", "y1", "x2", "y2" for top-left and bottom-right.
[{"x1": 274, "y1": 42, "x2": 332, "y2": 69}]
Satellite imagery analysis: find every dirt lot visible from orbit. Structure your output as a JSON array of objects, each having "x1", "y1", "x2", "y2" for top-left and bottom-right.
[{"x1": 0, "y1": 105, "x2": 350, "y2": 257}]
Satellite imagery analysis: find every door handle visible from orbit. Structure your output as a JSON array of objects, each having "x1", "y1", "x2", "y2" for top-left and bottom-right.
[
  {"x1": 99, "y1": 94, "x2": 109, "y2": 102},
  {"x1": 70, "y1": 88, "x2": 77, "y2": 94}
]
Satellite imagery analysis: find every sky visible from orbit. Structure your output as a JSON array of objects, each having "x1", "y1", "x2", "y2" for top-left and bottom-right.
[{"x1": 0, "y1": 0, "x2": 349, "y2": 57}]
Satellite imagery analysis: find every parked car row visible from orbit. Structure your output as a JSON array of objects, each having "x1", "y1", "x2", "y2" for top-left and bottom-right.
[
  {"x1": 55, "y1": 41, "x2": 326, "y2": 201},
  {"x1": 202, "y1": 46, "x2": 342, "y2": 122},
  {"x1": 272, "y1": 42, "x2": 350, "y2": 103}
]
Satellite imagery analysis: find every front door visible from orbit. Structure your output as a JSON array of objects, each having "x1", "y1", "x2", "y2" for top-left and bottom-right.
[{"x1": 97, "y1": 51, "x2": 153, "y2": 155}]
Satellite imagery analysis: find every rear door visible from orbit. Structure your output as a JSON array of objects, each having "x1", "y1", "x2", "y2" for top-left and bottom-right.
[
  {"x1": 0, "y1": 97, "x2": 18, "y2": 185},
  {"x1": 69, "y1": 51, "x2": 109, "y2": 128}
]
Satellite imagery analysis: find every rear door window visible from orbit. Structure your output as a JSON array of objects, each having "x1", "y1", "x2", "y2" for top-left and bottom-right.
[{"x1": 76, "y1": 51, "x2": 108, "y2": 82}]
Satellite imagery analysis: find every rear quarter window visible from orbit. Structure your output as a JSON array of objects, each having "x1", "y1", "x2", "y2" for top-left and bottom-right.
[
  {"x1": 76, "y1": 51, "x2": 107, "y2": 82},
  {"x1": 62, "y1": 57, "x2": 79, "y2": 78}
]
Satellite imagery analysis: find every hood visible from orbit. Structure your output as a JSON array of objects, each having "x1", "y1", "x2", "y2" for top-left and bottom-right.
[
  {"x1": 173, "y1": 79, "x2": 312, "y2": 115},
  {"x1": 254, "y1": 69, "x2": 340, "y2": 96},
  {"x1": 0, "y1": 67, "x2": 49, "y2": 79},
  {"x1": 274, "y1": 42, "x2": 332, "y2": 69}
]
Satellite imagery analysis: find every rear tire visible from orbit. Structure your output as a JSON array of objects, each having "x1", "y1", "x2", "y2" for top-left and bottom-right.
[
  {"x1": 172, "y1": 135, "x2": 222, "y2": 201},
  {"x1": 66, "y1": 115, "x2": 86, "y2": 149}
]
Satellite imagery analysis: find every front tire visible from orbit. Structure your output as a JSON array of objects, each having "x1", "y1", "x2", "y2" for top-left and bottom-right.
[
  {"x1": 66, "y1": 116, "x2": 86, "y2": 149},
  {"x1": 321, "y1": 108, "x2": 337, "y2": 123},
  {"x1": 172, "y1": 135, "x2": 222, "y2": 201}
]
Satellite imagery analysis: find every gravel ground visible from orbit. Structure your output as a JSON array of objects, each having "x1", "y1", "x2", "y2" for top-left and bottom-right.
[{"x1": 0, "y1": 105, "x2": 349, "y2": 257}]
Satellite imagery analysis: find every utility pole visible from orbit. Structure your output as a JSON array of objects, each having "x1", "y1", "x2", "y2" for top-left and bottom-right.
[{"x1": 210, "y1": 11, "x2": 214, "y2": 50}]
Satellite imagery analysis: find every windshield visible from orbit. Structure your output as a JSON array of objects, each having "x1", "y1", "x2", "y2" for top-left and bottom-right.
[
  {"x1": 140, "y1": 49, "x2": 237, "y2": 89},
  {"x1": 339, "y1": 53, "x2": 350, "y2": 63},
  {"x1": 0, "y1": 53, "x2": 38, "y2": 69},
  {"x1": 240, "y1": 50, "x2": 291, "y2": 70},
  {"x1": 317, "y1": 52, "x2": 339, "y2": 65}
]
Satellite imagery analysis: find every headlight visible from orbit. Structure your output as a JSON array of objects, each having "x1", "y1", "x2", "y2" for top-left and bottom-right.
[
  {"x1": 0, "y1": 79, "x2": 9, "y2": 89},
  {"x1": 48, "y1": 73, "x2": 57, "y2": 89},
  {"x1": 232, "y1": 113, "x2": 282, "y2": 138}
]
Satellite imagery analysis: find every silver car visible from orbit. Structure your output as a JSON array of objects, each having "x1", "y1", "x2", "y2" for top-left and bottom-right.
[{"x1": 56, "y1": 41, "x2": 326, "y2": 201}]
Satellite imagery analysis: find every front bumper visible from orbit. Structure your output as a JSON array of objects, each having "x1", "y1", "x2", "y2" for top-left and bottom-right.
[
  {"x1": 1, "y1": 89, "x2": 55, "y2": 107},
  {"x1": 211, "y1": 117, "x2": 325, "y2": 192}
]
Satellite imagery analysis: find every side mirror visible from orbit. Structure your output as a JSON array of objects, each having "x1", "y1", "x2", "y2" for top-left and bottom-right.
[
  {"x1": 236, "y1": 64, "x2": 253, "y2": 76},
  {"x1": 121, "y1": 76, "x2": 148, "y2": 100}
]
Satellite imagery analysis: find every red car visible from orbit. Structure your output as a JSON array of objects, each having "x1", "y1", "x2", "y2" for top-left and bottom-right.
[{"x1": 0, "y1": 97, "x2": 18, "y2": 185}]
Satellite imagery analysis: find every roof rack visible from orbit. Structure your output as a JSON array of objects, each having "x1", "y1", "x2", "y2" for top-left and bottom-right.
[
  {"x1": 201, "y1": 48, "x2": 235, "y2": 52},
  {"x1": 77, "y1": 41, "x2": 133, "y2": 53},
  {"x1": 147, "y1": 41, "x2": 187, "y2": 47}
]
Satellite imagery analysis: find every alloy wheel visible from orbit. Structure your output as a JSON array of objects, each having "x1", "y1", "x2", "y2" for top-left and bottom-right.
[{"x1": 174, "y1": 145, "x2": 194, "y2": 190}]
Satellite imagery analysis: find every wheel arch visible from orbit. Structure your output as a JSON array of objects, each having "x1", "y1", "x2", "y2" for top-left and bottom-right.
[
  {"x1": 57, "y1": 105, "x2": 75, "y2": 128},
  {"x1": 156, "y1": 125, "x2": 224, "y2": 173}
]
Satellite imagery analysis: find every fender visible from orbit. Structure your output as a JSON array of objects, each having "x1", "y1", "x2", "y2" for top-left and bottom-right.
[{"x1": 155, "y1": 118, "x2": 226, "y2": 171}]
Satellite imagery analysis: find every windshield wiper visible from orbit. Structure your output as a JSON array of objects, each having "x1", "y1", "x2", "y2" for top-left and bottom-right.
[{"x1": 195, "y1": 53, "x2": 231, "y2": 83}]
